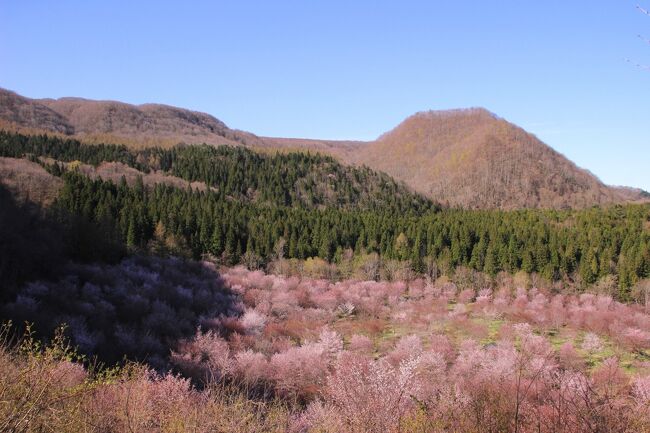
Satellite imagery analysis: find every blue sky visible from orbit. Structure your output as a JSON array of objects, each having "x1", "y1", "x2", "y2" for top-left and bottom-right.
[{"x1": 1, "y1": 1, "x2": 649, "y2": 190}]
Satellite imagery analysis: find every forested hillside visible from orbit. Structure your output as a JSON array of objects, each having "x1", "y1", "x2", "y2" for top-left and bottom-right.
[
  {"x1": 2, "y1": 88, "x2": 647, "y2": 210},
  {"x1": 1, "y1": 130, "x2": 648, "y2": 299},
  {"x1": 3, "y1": 3, "x2": 650, "y2": 432},
  {"x1": 1, "y1": 111, "x2": 650, "y2": 433},
  {"x1": 52, "y1": 173, "x2": 650, "y2": 294},
  {"x1": 0, "y1": 131, "x2": 432, "y2": 213}
]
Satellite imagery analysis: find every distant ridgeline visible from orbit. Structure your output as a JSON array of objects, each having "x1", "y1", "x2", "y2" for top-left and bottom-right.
[{"x1": 1, "y1": 131, "x2": 649, "y2": 296}]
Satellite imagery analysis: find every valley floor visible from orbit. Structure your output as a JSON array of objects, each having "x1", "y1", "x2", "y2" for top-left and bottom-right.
[{"x1": 2, "y1": 259, "x2": 650, "y2": 433}]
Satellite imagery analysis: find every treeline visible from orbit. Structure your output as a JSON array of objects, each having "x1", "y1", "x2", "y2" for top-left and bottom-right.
[
  {"x1": 0, "y1": 130, "x2": 434, "y2": 214},
  {"x1": 54, "y1": 171, "x2": 650, "y2": 297},
  {"x1": 0, "y1": 130, "x2": 138, "y2": 167}
]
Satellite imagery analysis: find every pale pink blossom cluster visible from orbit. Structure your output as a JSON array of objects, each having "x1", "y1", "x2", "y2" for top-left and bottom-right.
[
  {"x1": 190, "y1": 266, "x2": 650, "y2": 431},
  {"x1": 222, "y1": 267, "x2": 650, "y2": 357},
  {"x1": 7, "y1": 257, "x2": 650, "y2": 433}
]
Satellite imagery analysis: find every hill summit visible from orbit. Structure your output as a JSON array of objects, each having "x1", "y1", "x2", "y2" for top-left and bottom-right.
[{"x1": 347, "y1": 108, "x2": 637, "y2": 209}]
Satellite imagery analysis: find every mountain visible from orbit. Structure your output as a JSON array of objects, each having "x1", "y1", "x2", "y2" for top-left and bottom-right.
[
  {"x1": 0, "y1": 88, "x2": 365, "y2": 154},
  {"x1": 0, "y1": 87, "x2": 646, "y2": 209},
  {"x1": 41, "y1": 97, "x2": 269, "y2": 148},
  {"x1": 0, "y1": 131, "x2": 434, "y2": 214},
  {"x1": 346, "y1": 109, "x2": 633, "y2": 209}
]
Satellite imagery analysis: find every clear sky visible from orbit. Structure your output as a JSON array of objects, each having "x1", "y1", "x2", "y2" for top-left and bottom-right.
[{"x1": 1, "y1": 1, "x2": 649, "y2": 190}]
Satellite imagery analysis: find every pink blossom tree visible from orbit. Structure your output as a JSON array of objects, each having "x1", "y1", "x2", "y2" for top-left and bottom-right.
[{"x1": 325, "y1": 351, "x2": 422, "y2": 433}]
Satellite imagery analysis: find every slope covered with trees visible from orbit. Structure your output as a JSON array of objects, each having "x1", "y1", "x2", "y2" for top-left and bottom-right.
[
  {"x1": 1, "y1": 109, "x2": 650, "y2": 433},
  {"x1": 3, "y1": 266, "x2": 650, "y2": 433},
  {"x1": 0, "y1": 130, "x2": 433, "y2": 213},
  {"x1": 1, "y1": 130, "x2": 648, "y2": 296},
  {"x1": 50, "y1": 172, "x2": 649, "y2": 294},
  {"x1": 1, "y1": 88, "x2": 647, "y2": 210}
]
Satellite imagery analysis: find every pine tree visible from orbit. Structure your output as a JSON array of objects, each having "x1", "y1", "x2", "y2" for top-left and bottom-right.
[
  {"x1": 484, "y1": 243, "x2": 498, "y2": 276},
  {"x1": 126, "y1": 215, "x2": 137, "y2": 249},
  {"x1": 210, "y1": 225, "x2": 223, "y2": 257}
]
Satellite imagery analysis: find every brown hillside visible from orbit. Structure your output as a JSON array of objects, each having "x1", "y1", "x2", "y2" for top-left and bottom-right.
[
  {"x1": 0, "y1": 89, "x2": 73, "y2": 135},
  {"x1": 347, "y1": 109, "x2": 631, "y2": 209},
  {"x1": 39, "y1": 97, "x2": 265, "y2": 148},
  {"x1": 0, "y1": 157, "x2": 63, "y2": 205},
  {"x1": 0, "y1": 88, "x2": 646, "y2": 209},
  {"x1": 260, "y1": 136, "x2": 366, "y2": 158}
]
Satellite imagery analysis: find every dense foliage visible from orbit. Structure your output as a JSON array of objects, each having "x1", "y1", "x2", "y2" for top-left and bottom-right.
[
  {"x1": 3, "y1": 266, "x2": 650, "y2": 433},
  {"x1": 53, "y1": 171, "x2": 650, "y2": 296},
  {"x1": 2, "y1": 129, "x2": 650, "y2": 431},
  {"x1": 1, "y1": 130, "x2": 649, "y2": 296},
  {"x1": 0, "y1": 130, "x2": 139, "y2": 167},
  {"x1": 0, "y1": 130, "x2": 434, "y2": 213},
  {"x1": 0, "y1": 326, "x2": 291, "y2": 433},
  {"x1": 0, "y1": 183, "x2": 124, "y2": 296}
]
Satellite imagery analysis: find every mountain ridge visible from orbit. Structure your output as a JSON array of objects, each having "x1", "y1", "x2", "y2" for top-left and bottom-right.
[{"x1": 0, "y1": 87, "x2": 646, "y2": 209}]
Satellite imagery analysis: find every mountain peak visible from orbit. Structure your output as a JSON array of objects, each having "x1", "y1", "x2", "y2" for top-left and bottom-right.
[{"x1": 355, "y1": 108, "x2": 637, "y2": 209}]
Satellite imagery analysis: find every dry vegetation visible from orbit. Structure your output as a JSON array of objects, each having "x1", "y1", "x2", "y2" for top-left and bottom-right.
[
  {"x1": 76, "y1": 160, "x2": 211, "y2": 192},
  {"x1": 0, "y1": 87, "x2": 261, "y2": 149},
  {"x1": 0, "y1": 89, "x2": 73, "y2": 134},
  {"x1": 0, "y1": 157, "x2": 62, "y2": 205},
  {"x1": 0, "y1": 324, "x2": 291, "y2": 433},
  {"x1": 40, "y1": 97, "x2": 264, "y2": 148},
  {"x1": 350, "y1": 109, "x2": 633, "y2": 209}
]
